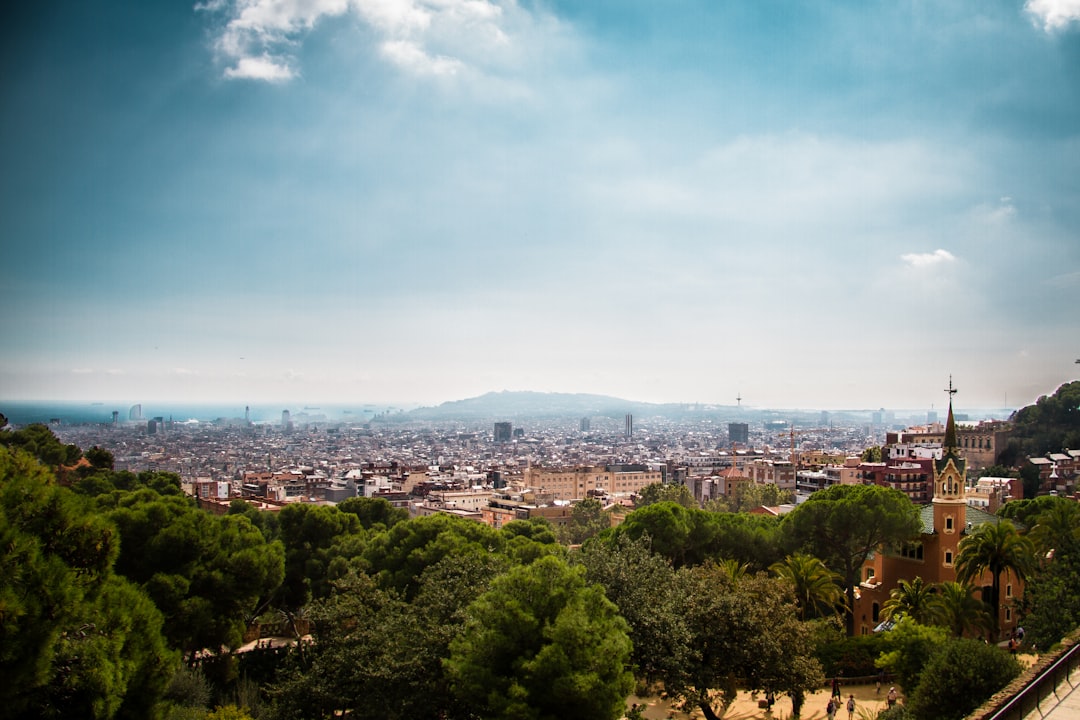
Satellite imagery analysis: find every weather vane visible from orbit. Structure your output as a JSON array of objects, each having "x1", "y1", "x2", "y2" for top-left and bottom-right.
[{"x1": 945, "y1": 375, "x2": 957, "y2": 399}]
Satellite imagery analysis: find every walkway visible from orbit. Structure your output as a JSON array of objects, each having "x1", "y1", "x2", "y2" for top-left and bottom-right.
[{"x1": 1036, "y1": 662, "x2": 1080, "y2": 720}]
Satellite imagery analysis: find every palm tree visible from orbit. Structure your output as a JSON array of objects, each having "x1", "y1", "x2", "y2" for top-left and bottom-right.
[
  {"x1": 931, "y1": 581, "x2": 993, "y2": 638},
  {"x1": 1030, "y1": 500, "x2": 1080, "y2": 558},
  {"x1": 717, "y1": 557, "x2": 750, "y2": 583},
  {"x1": 956, "y1": 520, "x2": 1035, "y2": 638},
  {"x1": 881, "y1": 576, "x2": 937, "y2": 625},
  {"x1": 770, "y1": 552, "x2": 844, "y2": 621}
]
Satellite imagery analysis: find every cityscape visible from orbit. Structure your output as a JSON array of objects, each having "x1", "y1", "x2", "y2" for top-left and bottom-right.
[{"x1": 4, "y1": 0, "x2": 1080, "y2": 718}]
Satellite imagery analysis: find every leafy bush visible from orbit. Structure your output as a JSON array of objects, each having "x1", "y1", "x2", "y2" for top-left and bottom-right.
[{"x1": 906, "y1": 638, "x2": 1021, "y2": 720}]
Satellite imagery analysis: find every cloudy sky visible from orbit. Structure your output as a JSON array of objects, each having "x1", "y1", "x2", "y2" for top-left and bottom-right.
[{"x1": 2, "y1": 0, "x2": 1078, "y2": 411}]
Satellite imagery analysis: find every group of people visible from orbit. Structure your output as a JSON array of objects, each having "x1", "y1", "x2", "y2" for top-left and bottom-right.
[{"x1": 826, "y1": 678, "x2": 856, "y2": 719}]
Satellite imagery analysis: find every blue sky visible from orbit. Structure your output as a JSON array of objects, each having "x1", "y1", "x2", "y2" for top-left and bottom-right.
[{"x1": 2, "y1": 0, "x2": 1078, "y2": 411}]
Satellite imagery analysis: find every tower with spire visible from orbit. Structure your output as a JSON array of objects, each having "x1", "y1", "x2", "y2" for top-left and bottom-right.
[{"x1": 932, "y1": 376, "x2": 968, "y2": 573}]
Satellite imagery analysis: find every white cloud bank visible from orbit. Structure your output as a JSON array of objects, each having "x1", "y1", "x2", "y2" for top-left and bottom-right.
[
  {"x1": 196, "y1": 0, "x2": 524, "y2": 80},
  {"x1": 1025, "y1": 0, "x2": 1080, "y2": 31},
  {"x1": 900, "y1": 249, "x2": 957, "y2": 268}
]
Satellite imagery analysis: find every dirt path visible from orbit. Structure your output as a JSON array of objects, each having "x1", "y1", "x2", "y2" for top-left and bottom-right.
[{"x1": 627, "y1": 683, "x2": 895, "y2": 720}]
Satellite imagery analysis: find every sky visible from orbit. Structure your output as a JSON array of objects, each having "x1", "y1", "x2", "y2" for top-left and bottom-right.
[{"x1": 2, "y1": 0, "x2": 1079, "y2": 412}]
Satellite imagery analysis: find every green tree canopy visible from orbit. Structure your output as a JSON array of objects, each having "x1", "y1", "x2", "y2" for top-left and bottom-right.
[
  {"x1": 635, "y1": 482, "x2": 696, "y2": 508},
  {"x1": 446, "y1": 555, "x2": 634, "y2": 720},
  {"x1": 906, "y1": 638, "x2": 1021, "y2": 720},
  {"x1": 781, "y1": 483, "x2": 922, "y2": 635},
  {"x1": 666, "y1": 564, "x2": 823, "y2": 720},
  {"x1": 955, "y1": 520, "x2": 1034, "y2": 639},
  {"x1": 0, "y1": 446, "x2": 177, "y2": 718},
  {"x1": 770, "y1": 552, "x2": 844, "y2": 621},
  {"x1": 575, "y1": 532, "x2": 690, "y2": 685}
]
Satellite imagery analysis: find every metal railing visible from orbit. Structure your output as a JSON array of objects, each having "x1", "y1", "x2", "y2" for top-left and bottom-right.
[{"x1": 982, "y1": 642, "x2": 1080, "y2": 720}]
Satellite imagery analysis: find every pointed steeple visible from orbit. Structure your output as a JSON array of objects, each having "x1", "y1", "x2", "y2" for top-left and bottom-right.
[
  {"x1": 944, "y1": 377, "x2": 958, "y2": 451},
  {"x1": 934, "y1": 376, "x2": 966, "y2": 501}
]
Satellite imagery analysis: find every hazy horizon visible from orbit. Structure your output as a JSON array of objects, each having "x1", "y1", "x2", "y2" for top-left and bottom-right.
[{"x1": 3, "y1": 1, "x2": 1079, "y2": 411}]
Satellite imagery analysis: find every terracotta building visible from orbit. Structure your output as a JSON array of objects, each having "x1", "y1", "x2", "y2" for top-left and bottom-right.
[{"x1": 852, "y1": 397, "x2": 1020, "y2": 639}]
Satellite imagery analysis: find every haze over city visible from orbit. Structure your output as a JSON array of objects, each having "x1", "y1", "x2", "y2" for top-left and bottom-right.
[{"x1": 3, "y1": 1, "x2": 1079, "y2": 410}]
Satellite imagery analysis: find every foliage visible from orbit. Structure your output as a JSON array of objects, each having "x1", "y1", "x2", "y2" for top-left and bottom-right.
[
  {"x1": 273, "y1": 552, "x2": 511, "y2": 720},
  {"x1": 1008, "y1": 380, "x2": 1080, "y2": 458},
  {"x1": 362, "y1": 512, "x2": 507, "y2": 598},
  {"x1": 0, "y1": 446, "x2": 177, "y2": 718},
  {"x1": 335, "y1": 496, "x2": 408, "y2": 530},
  {"x1": 275, "y1": 503, "x2": 361, "y2": 612},
  {"x1": 930, "y1": 581, "x2": 993, "y2": 638},
  {"x1": 107, "y1": 492, "x2": 285, "y2": 657},
  {"x1": 665, "y1": 565, "x2": 823, "y2": 720},
  {"x1": 559, "y1": 497, "x2": 610, "y2": 544},
  {"x1": 955, "y1": 520, "x2": 1034, "y2": 638},
  {"x1": 874, "y1": 618, "x2": 948, "y2": 695},
  {"x1": 0, "y1": 423, "x2": 82, "y2": 468},
  {"x1": 446, "y1": 555, "x2": 634, "y2": 720},
  {"x1": 706, "y1": 481, "x2": 794, "y2": 513},
  {"x1": 612, "y1": 501, "x2": 784, "y2": 570},
  {"x1": 861, "y1": 446, "x2": 882, "y2": 462},
  {"x1": 881, "y1": 577, "x2": 937, "y2": 625},
  {"x1": 574, "y1": 532, "x2": 690, "y2": 685},
  {"x1": 1015, "y1": 498, "x2": 1080, "y2": 649},
  {"x1": 781, "y1": 484, "x2": 922, "y2": 635},
  {"x1": 635, "y1": 481, "x2": 697, "y2": 508},
  {"x1": 905, "y1": 638, "x2": 1021, "y2": 720},
  {"x1": 813, "y1": 628, "x2": 887, "y2": 678},
  {"x1": 770, "y1": 552, "x2": 845, "y2": 621}
]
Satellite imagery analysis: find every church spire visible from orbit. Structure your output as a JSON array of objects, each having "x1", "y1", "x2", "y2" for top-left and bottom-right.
[{"x1": 944, "y1": 375, "x2": 958, "y2": 451}]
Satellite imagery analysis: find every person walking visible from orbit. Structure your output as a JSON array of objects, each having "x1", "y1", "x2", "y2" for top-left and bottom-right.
[
  {"x1": 826, "y1": 697, "x2": 837, "y2": 720},
  {"x1": 887, "y1": 687, "x2": 898, "y2": 708},
  {"x1": 846, "y1": 694, "x2": 855, "y2": 720}
]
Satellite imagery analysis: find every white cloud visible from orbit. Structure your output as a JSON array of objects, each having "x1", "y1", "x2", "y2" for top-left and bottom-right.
[
  {"x1": 1025, "y1": 0, "x2": 1080, "y2": 31},
  {"x1": 380, "y1": 39, "x2": 463, "y2": 75},
  {"x1": 198, "y1": 0, "x2": 520, "y2": 82},
  {"x1": 900, "y1": 249, "x2": 957, "y2": 267},
  {"x1": 223, "y1": 54, "x2": 297, "y2": 81}
]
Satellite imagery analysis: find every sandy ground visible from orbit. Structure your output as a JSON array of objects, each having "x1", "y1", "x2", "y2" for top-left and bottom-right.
[{"x1": 626, "y1": 683, "x2": 896, "y2": 720}]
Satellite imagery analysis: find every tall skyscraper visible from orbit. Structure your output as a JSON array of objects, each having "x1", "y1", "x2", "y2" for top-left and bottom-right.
[
  {"x1": 728, "y1": 422, "x2": 749, "y2": 445},
  {"x1": 494, "y1": 422, "x2": 512, "y2": 442},
  {"x1": 625, "y1": 414, "x2": 633, "y2": 438}
]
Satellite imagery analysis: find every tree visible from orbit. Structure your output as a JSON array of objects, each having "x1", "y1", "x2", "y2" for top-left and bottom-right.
[
  {"x1": 635, "y1": 482, "x2": 696, "y2": 508},
  {"x1": 363, "y1": 512, "x2": 506, "y2": 598},
  {"x1": 446, "y1": 555, "x2": 634, "y2": 720},
  {"x1": 956, "y1": 520, "x2": 1034, "y2": 639},
  {"x1": 107, "y1": 493, "x2": 285, "y2": 659},
  {"x1": 560, "y1": 497, "x2": 609, "y2": 544},
  {"x1": 272, "y1": 553, "x2": 511, "y2": 720},
  {"x1": 930, "y1": 581, "x2": 993, "y2": 639},
  {"x1": 782, "y1": 484, "x2": 922, "y2": 635},
  {"x1": 336, "y1": 496, "x2": 408, "y2": 530},
  {"x1": 770, "y1": 552, "x2": 844, "y2": 621},
  {"x1": 710, "y1": 481, "x2": 795, "y2": 513},
  {"x1": 0, "y1": 446, "x2": 177, "y2": 717},
  {"x1": 861, "y1": 446, "x2": 883, "y2": 462},
  {"x1": 575, "y1": 533, "x2": 690, "y2": 686},
  {"x1": 881, "y1": 577, "x2": 937, "y2": 625},
  {"x1": 666, "y1": 565, "x2": 823, "y2": 720},
  {"x1": 875, "y1": 617, "x2": 948, "y2": 695},
  {"x1": 905, "y1": 638, "x2": 1021, "y2": 720}
]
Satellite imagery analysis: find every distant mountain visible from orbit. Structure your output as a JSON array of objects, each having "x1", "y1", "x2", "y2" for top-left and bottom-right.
[{"x1": 406, "y1": 391, "x2": 683, "y2": 420}]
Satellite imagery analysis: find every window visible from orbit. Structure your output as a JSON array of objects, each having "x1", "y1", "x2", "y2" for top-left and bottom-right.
[
  {"x1": 872, "y1": 602, "x2": 880, "y2": 622},
  {"x1": 946, "y1": 516, "x2": 954, "y2": 531},
  {"x1": 944, "y1": 551, "x2": 953, "y2": 566},
  {"x1": 866, "y1": 568, "x2": 876, "y2": 581},
  {"x1": 1006, "y1": 608, "x2": 1012, "y2": 621},
  {"x1": 1006, "y1": 584, "x2": 1013, "y2": 598}
]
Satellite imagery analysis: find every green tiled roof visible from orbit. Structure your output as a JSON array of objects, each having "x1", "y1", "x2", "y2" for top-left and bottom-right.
[{"x1": 915, "y1": 503, "x2": 1021, "y2": 535}]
